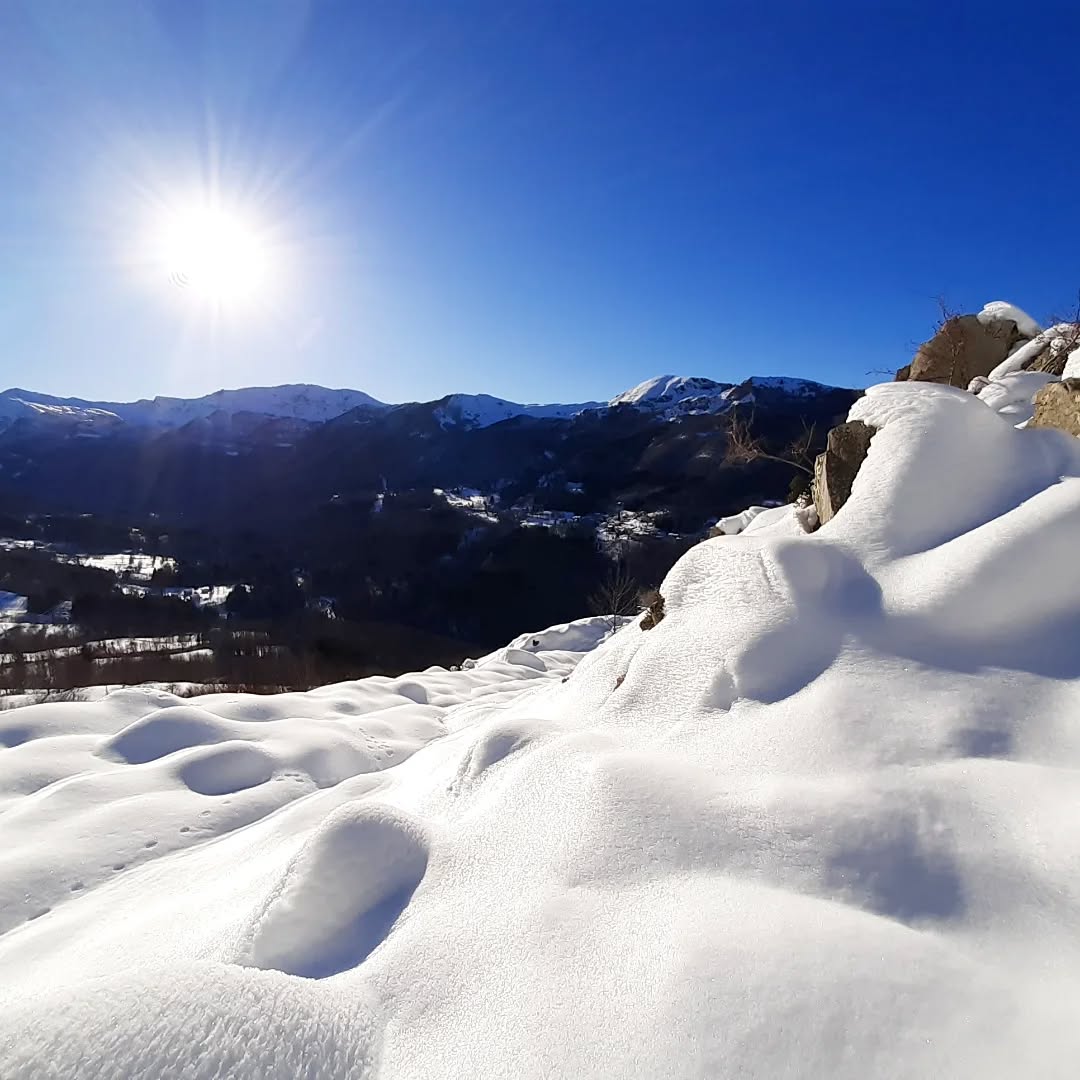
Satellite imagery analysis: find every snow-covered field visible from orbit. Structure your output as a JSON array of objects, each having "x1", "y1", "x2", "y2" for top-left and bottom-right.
[{"x1": 4, "y1": 379, "x2": 1080, "y2": 1076}]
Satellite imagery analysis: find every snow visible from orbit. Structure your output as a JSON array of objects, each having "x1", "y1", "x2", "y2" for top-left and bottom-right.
[
  {"x1": 68, "y1": 552, "x2": 176, "y2": 580},
  {"x1": 7, "y1": 382, "x2": 1080, "y2": 1074},
  {"x1": 0, "y1": 591, "x2": 28, "y2": 619},
  {"x1": 432, "y1": 393, "x2": 601, "y2": 430},
  {"x1": 609, "y1": 374, "x2": 843, "y2": 420},
  {"x1": 3, "y1": 374, "x2": 849, "y2": 439},
  {"x1": 610, "y1": 374, "x2": 731, "y2": 407},
  {"x1": 1064, "y1": 348, "x2": 1080, "y2": 380},
  {"x1": 0, "y1": 384, "x2": 386, "y2": 429},
  {"x1": 984, "y1": 322, "x2": 1074, "y2": 382},
  {"x1": 433, "y1": 487, "x2": 498, "y2": 521},
  {"x1": 714, "y1": 505, "x2": 768, "y2": 535},
  {"x1": 978, "y1": 300, "x2": 1043, "y2": 340},
  {"x1": 744, "y1": 374, "x2": 839, "y2": 395},
  {"x1": 975, "y1": 371, "x2": 1058, "y2": 424}
]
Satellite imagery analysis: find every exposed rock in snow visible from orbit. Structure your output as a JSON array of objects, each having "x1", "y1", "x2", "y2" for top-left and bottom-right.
[
  {"x1": 1030, "y1": 379, "x2": 1080, "y2": 436},
  {"x1": 812, "y1": 419, "x2": 875, "y2": 525},
  {"x1": 909, "y1": 314, "x2": 1021, "y2": 388}
]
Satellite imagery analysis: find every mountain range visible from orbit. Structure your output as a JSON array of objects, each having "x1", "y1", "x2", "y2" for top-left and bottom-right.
[
  {"x1": 0, "y1": 374, "x2": 846, "y2": 433},
  {"x1": 0, "y1": 374, "x2": 861, "y2": 538}
]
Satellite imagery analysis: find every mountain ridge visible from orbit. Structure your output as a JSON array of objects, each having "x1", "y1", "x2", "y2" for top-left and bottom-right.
[{"x1": 0, "y1": 374, "x2": 856, "y2": 433}]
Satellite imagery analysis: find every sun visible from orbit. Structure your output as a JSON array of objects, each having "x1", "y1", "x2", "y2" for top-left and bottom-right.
[{"x1": 154, "y1": 204, "x2": 273, "y2": 304}]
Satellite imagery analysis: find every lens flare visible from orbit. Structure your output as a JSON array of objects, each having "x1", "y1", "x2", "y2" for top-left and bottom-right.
[{"x1": 154, "y1": 205, "x2": 273, "y2": 304}]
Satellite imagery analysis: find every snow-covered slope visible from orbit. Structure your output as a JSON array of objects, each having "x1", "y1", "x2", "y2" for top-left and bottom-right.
[
  {"x1": 4, "y1": 379, "x2": 1080, "y2": 1076},
  {"x1": 0, "y1": 392, "x2": 123, "y2": 430},
  {"x1": 0, "y1": 384, "x2": 386, "y2": 429},
  {"x1": 432, "y1": 392, "x2": 603, "y2": 429},
  {"x1": 610, "y1": 373, "x2": 732, "y2": 407},
  {"x1": 610, "y1": 373, "x2": 844, "y2": 418}
]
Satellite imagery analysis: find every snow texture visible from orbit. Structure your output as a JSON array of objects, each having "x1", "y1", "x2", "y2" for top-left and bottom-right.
[
  {"x1": 975, "y1": 371, "x2": 1058, "y2": 425},
  {"x1": 7, "y1": 386, "x2": 1080, "y2": 1076}
]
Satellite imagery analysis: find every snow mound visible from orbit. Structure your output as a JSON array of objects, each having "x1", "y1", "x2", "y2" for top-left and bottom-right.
[
  {"x1": 978, "y1": 300, "x2": 1043, "y2": 340},
  {"x1": 245, "y1": 801, "x2": 429, "y2": 979},
  {"x1": 6, "y1": 388, "x2": 1080, "y2": 1075}
]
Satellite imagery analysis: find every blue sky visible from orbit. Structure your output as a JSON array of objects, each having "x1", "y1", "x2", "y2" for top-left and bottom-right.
[{"x1": 2, "y1": 1, "x2": 1079, "y2": 406}]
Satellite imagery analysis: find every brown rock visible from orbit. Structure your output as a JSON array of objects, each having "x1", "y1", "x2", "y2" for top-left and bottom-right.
[
  {"x1": 1029, "y1": 344, "x2": 1068, "y2": 376},
  {"x1": 812, "y1": 420, "x2": 875, "y2": 526},
  {"x1": 640, "y1": 589, "x2": 665, "y2": 630},
  {"x1": 908, "y1": 315, "x2": 1021, "y2": 388},
  {"x1": 1031, "y1": 379, "x2": 1080, "y2": 436},
  {"x1": 894, "y1": 363, "x2": 911, "y2": 382}
]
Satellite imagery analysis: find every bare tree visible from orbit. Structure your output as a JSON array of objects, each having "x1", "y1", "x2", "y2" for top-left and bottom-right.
[
  {"x1": 587, "y1": 560, "x2": 639, "y2": 633},
  {"x1": 724, "y1": 410, "x2": 817, "y2": 476}
]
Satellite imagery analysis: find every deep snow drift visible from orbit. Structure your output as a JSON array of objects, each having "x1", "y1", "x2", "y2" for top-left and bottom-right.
[{"x1": 5, "y1": 381, "x2": 1080, "y2": 1077}]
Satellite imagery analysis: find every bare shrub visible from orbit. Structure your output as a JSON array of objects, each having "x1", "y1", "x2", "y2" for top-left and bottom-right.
[
  {"x1": 588, "y1": 561, "x2": 639, "y2": 633},
  {"x1": 724, "y1": 411, "x2": 817, "y2": 477}
]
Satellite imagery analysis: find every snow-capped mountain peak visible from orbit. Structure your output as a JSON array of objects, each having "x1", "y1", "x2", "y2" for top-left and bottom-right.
[
  {"x1": 0, "y1": 384, "x2": 386, "y2": 431},
  {"x1": 432, "y1": 393, "x2": 603, "y2": 430},
  {"x1": 609, "y1": 375, "x2": 732, "y2": 407},
  {"x1": 0, "y1": 373, "x2": 852, "y2": 437}
]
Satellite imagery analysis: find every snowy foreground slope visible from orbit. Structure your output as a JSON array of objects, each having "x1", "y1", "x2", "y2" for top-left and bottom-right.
[{"x1": 5, "y1": 381, "x2": 1080, "y2": 1076}]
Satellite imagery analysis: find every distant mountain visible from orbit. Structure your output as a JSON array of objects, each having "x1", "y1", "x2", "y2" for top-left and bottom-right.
[
  {"x1": 0, "y1": 372, "x2": 861, "y2": 535},
  {"x1": 1, "y1": 373, "x2": 854, "y2": 435},
  {"x1": 431, "y1": 393, "x2": 603, "y2": 430},
  {"x1": 609, "y1": 374, "x2": 848, "y2": 419},
  {"x1": 0, "y1": 384, "x2": 387, "y2": 431}
]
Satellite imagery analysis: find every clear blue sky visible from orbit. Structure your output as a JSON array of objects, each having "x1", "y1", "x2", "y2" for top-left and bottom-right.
[{"x1": 2, "y1": 0, "x2": 1079, "y2": 406}]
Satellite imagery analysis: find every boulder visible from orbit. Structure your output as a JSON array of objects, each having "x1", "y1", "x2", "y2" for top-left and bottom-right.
[
  {"x1": 812, "y1": 420, "x2": 875, "y2": 526},
  {"x1": 908, "y1": 315, "x2": 1022, "y2": 388},
  {"x1": 894, "y1": 363, "x2": 911, "y2": 382},
  {"x1": 1030, "y1": 380, "x2": 1080, "y2": 437},
  {"x1": 639, "y1": 590, "x2": 665, "y2": 630}
]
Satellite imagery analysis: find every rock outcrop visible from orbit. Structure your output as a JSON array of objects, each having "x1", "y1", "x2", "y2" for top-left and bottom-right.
[
  {"x1": 639, "y1": 590, "x2": 665, "y2": 630},
  {"x1": 1030, "y1": 380, "x2": 1080, "y2": 437},
  {"x1": 1027, "y1": 327, "x2": 1080, "y2": 376},
  {"x1": 812, "y1": 420, "x2": 875, "y2": 526},
  {"x1": 908, "y1": 315, "x2": 1022, "y2": 388}
]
